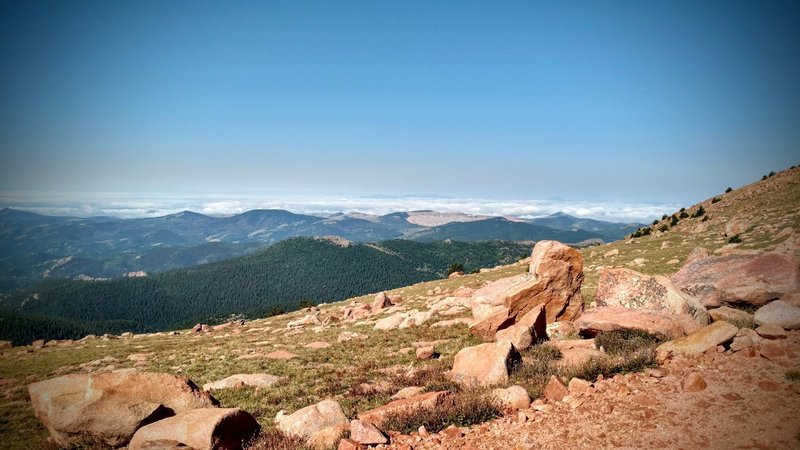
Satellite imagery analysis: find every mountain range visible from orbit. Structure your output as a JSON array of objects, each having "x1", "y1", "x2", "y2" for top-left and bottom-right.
[{"x1": 0, "y1": 207, "x2": 641, "y2": 291}]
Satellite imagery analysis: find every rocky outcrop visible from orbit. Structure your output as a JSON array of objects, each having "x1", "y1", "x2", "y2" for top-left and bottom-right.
[
  {"x1": 371, "y1": 292, "x2": 393, "y2": 313},
  {"x1": 596, "y1": 268, "x2": 708, "y2": 325},
  {"x1": 469, "y1": 241, "x2": 584, "y2": 338},
  {"x1": 495, "y1": 304, "x2": 547, "y2": 350},
  {"x1": 128, "y1": 408, "x2": 259, "y2": 450},
  {"x1": 349, "y1": 419, "x2": 387, "y2": 445},
  {"x1": 656, "y1": 321, "x2": 738, "y2": 360},
  {"x1": 450, "y1": 341, "x2": 521, "y2": 387},
  {"x1": 203, "y1": 374, "x2": 282, "y2": 391},
  {"x1": 275, "y1": 399, "x2": 349, "y2": 449},
  {"x1": 28, "y1": 371, "x2": 218, "y2": 448},
  {"x1": 753, "y1": 300, "x2": 800, "y2": 329},
  {"x1": 575, "y1": 307, "x2": 700, "y2": 340},
  {"x1": 671, "y1": 252, "x2": 800, "y2": 308},
  {"x1": 708, "y1": 306, "x2": 754, "y2": 325}
]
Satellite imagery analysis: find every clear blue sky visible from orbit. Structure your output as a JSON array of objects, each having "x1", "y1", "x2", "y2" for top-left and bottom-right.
[{"x1": 1, "y1": 1, "x2": 798, "y2": 212}]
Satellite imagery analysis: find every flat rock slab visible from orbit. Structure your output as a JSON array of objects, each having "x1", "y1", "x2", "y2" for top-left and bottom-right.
[
  {"x1": 656, "y1": 321, "x2": 738, "y2": 360},
  {"x1": 575, "y1": 307, "x2": 700, "y2": 340}
]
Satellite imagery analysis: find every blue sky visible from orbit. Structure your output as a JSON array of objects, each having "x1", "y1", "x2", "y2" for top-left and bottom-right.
[{"x1": 0, "y1": 1, "x2": 798, "y2": 221}]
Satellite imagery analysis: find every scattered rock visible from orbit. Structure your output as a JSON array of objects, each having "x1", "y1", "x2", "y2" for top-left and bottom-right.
[
  {"x1": 128, "y1": 408, "x2": 259, "y2": 450},
  {"x1": 575, "y1": 307, "x2": 700, "y2": 340},
  {"x1": 276, "y1": 399, "x2": 349, "y2": 447},
  {"x1": 28, "y1": 371, "x2": 218, "y2": 448},
  {"x1": 415, "y1": 346, "x2": 436, "y2": 360},
  {"x1": 656, "y1": 321, "x2": 738, "y2": 360},
  {"x1": 595, "y1": 268, "x2": 709, "y2": 325},
  {"x1": 708, "y1": 306, "x2": 754, "y2": 325},
  {"x1": 491, "y1": 385, "x2": 531, "y2": 409},
  {"x1": 265, "y1": 350, "x2": 298, "y2": 360},
  {"x1": 495, "y1": 304, "x2": 547, "y2": 350},
  {"x1": 338, "y1": 438, "x2": 365, "y2": 450},
  {"x1": 372, "y1": 292, "x2": 394, "y2": 313},
  {"x1": 358, "y1": 391, "x2": 450, "y2": 426},
  {"x1": 203, "y1": 374, "x2": 282, "y2": 391},
  {"x1": 305, "y1": 341, "x2": 332, "y2": 349},
  {"x1": 568, "y1": 378, "x2": 592, "y2": 395},
  {"x1": 338, "y1": 331, "x2": 368, "y2": 342},
  {"x1": 374, "y1": 312, "x2": 408, "y2": 331},
  {"x1": 682, "y1": 373, "x2": 707, "y2": 392},
  {"x1": 755, "y1": 324, "x2": 787, "y2": 340},
  {"x1": 431, "y1": 317, "x2": 474, "y2": 328},
  {"x1": 391, "y1": 386, "x2": 425, "y2": 401},
  {"x1": 671, "y1": 252, "x2": 800, "y2": 308},
  {"x1": 450, "y1": 341, "x2": 521, "y2": 387},
  {"x1": 448, "y1": 271, "x2": 464, "y2": 279},
  {"x1": 350, "y1": 419, "x2": 387, "y2": 445},
  {"x1": 288, "y1": 314, "x2": 322, "y2": 329},
  {"x1": 603, "y1": 249, "x2": 619, "y2": 258},
  {"x1": 546, "y1": 321, "x2": 577, "y2": 340},
  {"x1": 543, "y1": 376, "x2": 568, "y2": 402},
  {"x1": 753, "y1": 300, "x2": 800, "y2": 329}
]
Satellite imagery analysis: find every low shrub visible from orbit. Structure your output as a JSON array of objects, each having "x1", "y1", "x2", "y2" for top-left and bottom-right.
[
  {"x1": 380, "y1": 389, "x2": 500, "y2": 434},
  {"x1": 725, "y1": 187, "x2": 733, "y2": 193},
  {"x1": 786, "y1": 369, "x2": 800, "y2": 382},
  {"x1": 659, "y1": 224, "x2": 669, "y2": 232},
  {"x1": 701, "y1": 215, "x2": 710, "y2": 222},
  {"x1": 691, "y1": 206, "x2": 705, "y2": 218},
  {"x1": 246, "y1": 429, "x2": 309, "y2": 450},
  {"x1": 728, "y1": 234, "x2": 742, "y2": 244},
  {"x1": 711, "y1": 197, "x2": 721, "y2": 203},
  {"x1": 594, "y1": 329, "x2": 663, "y2": 356}
]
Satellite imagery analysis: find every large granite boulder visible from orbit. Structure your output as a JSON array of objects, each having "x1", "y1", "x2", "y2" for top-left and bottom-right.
[
  {"x1": 671, "y1": 252, "x2": 800, "y2": 308},
  {"x1": 450, "y1": 341, "x2": 521, "y2": 387},
  {"x1": 28, "y1": 370, "x2": 218, "y2": 448},
  {"x1": 128, "y1": 408, "x2": 259, "y2": 450}
]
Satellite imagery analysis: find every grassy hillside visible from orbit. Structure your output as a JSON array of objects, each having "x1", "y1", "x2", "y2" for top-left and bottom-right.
[{"x1": 0, "y1": 238, "x2": 530, "y2": 344}]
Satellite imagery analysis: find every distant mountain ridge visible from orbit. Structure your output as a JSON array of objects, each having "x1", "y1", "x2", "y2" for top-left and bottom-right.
[{"x1": 0, "y1": 207, "x2": 641, "y2": 291}]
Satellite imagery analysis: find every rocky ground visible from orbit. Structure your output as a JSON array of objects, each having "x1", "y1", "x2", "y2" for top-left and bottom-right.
[{"x1": 1, "y1": 166, "x2": 799, "y2": 450}]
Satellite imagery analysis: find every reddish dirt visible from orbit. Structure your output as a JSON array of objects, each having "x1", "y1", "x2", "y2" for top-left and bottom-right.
[{"x1": 385, "y1": 332, "x2": 800, "y2": 450}]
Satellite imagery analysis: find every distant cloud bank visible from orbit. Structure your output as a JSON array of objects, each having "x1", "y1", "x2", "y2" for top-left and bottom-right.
[{"x1": 0, "y1": 192, "x2": 680, "y2": 223}]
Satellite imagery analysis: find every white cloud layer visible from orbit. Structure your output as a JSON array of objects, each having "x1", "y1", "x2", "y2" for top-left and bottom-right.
[{"x1": 0, "y1": 192, "x2": 680, "y2": 224}]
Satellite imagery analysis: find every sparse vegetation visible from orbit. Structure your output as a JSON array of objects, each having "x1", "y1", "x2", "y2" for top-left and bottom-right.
[
  {"x1": 701, "y1": 215, "x2": 710, "y2": 222},
  {"x1": 785, "y1": 369, "x2": 800, "y2": 382},
  {"x1": 447, "y1": 262, "x2": 465, "y2": 276},
  {"x1": 725, "y1": 187, "x2": 733, "y2": 193},
  {"x1": 691, "y1": 206, "x2": 705, "y2": 218},
  {"x1": 728, "y1": 234, "x2": 742, "y2": 244},
  {"x1": 670, "y1": 215, "x2": 679, "y2": 227},
  {"x1": 661, "y1": 214, "x2": 669, "y2": 220},
  {"x1": 380, "y1": 389, "x2": 500, "y2": 434},
  {"x1": 247, "y1": 428, "x2": 310, "y2": 450},
  {"x1": 652, "y1": 219, "x2": 659, "y2": 226},
  {"x1": 594, "y1": 329, "x2": 663, "y2": 356},
  {"x1": 712, "y1": 197, "x2": 721, "y2": 203},
  {"x1": 659, "y1": 224, "x2": 669, "y2": 232},
  {"x1": 769, "y1": 171, "x2": 776, "y2": 177}
]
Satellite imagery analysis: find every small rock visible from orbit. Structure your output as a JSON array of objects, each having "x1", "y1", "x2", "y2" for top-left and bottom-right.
[
  {"x1": 754, "y1": 301, "x2": 800, "y2": 329},
  {"x1": 543, "y1": 375, "x2": 568, "y2": 403},
  {"x1": 415, "y1": 346, "x2": 436, "y2": 360},
  {"x1": 755, "y1": 324, "x2": 787, "y2": 340},
  {"x1": 682, "y1": 373, "x2": 707, "y2": 392},
  {"x1": 350, "y1": 419, "x2": 387, "y2": 445},
  {"x1": 491, "y1": 385, "x2": 531, "y2": 409},
  {"x1": 568, "y1": 378, "x2": 592, "y2": 395}
]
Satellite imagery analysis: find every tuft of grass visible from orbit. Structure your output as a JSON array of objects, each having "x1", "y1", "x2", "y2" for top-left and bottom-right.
[
  {"x1": 246, "y1": 428, "x2": 309, "y2": 450},
  {"x1": 728, "y1": 234, "x2": 742, "y2": 244},
  {"x1": 786, "y1": 369, "x2": 800, "y2": 382},
  {"x1": 594, "y1": 330, "x2": 662, "y2": 356},
  {"x1": 379, "y1": 389, "x2": 500, "y2": 434},
  {"x1": 565, "y1": 348, "x2": 657, "y2": 381}
]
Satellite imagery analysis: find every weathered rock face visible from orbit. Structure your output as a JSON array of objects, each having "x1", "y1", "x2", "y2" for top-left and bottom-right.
[
  {"x1": 28, "y1": 371, "x2": 218, "y2": 448},
  {"x1": 753, "y1": 300, "x2": 800, "y2": 329},
  {"x1": 656, "y1": 321, "x2": 738, "y2": 360},
  {"x1": 128, "y1": 408, "x2": 259, "y2": 450},
  {"x1": 450, "y1": 341, "x2": 521, "y2": 387},
  {"x1": 546, "y1": 321, "x2": 578, "y2": 340},
  {"x1": 371, "y1": 292, "x2": 393, "y2": 313},
  {"x1": 671, "y1": 252, "x2": 800, "y2": 308},
  {"x1": 469, "y1": 305, "x2": 515, "y2": 340},
  {"x1": 357, "y1": 391, "x2": 450, "y2": 426},
  {"x1": 469, "y1": 241, "x2": 583, "y2": 337},
  {"x1": 495, "y1": 305, "x2": 547, "y2": 350},
  {"x1": 275, "y1": 399, "x2": 349, "y2": 442},
  {"x1": 203, "y1": 374, "x2": 282, "y2": 391},
  {"x1": 596, "y1": 268, "x2": 708, "y2": 325},
  {"x1": 543, "y1": 376, "x2": 568, "y2": 403},
  {"x1": 575, "y1": 307, "x2": 700, "y2": 340}
]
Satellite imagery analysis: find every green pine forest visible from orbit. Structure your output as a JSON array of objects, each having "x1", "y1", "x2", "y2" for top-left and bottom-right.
[{"x1": 0, "y1": 237, "x2": 530, "y2": 345}]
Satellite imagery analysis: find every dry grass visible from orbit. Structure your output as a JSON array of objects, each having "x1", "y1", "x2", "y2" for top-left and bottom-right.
[
  {"x1": 379, "y1": 389, "x2": 500, "y2": 434},
  {"x1": 246, "y1": 428, "x2": 309, "y2": 450}
]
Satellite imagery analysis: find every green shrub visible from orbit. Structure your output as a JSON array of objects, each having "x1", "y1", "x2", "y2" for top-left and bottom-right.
[
  {"x1": 786, "y1": 369, "x2": 800, "y2": 382},
  {"x1": 670, "y1": 215, "x2": 679, "y2": 227},
  {"x1": 594, "y1": 330, "x2": 663, "y2": 356},
  {"x1": 446, "y1": 263, "x2": 465, "y2": 276},
  {"x1": 691, "y1": 206, "x2": 705, "y2": 218},
  {"x1": 711, "y1": 197, "x2": 721, "y2": 203},
  {"x1": 679, "y1": 207, "x2": 685, "y2": 212},
  {"x1": 659, "y1": 224, "x2": 669, "y2": 232},
  {"x1": 728, "y1": 234, "x2": 742, "y2": 244},
  {"x1": 652, "y1": 219, "x2": 659, "y2": 226},
  {"x1": 725, "y1": 187, "x2": 733, "y2": 193},
  {"x1": 762, "y1": 175, "x2": 768, "y2": 180},
  {"x1": 661, "y1": 214, "x2": 668, "y2": 221},
  {"x1": 769, "y1": 171, "x2": 776, "y2": 177},
  {"x1": 701, "y1": 215, "x2": 710, "y2": 222},
  {"x1": 380, "y1": 390, "x2": 500, "y2": 434},
  {"x1": 679, "y1": 211, "x2": 689, "y2": 219}
]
